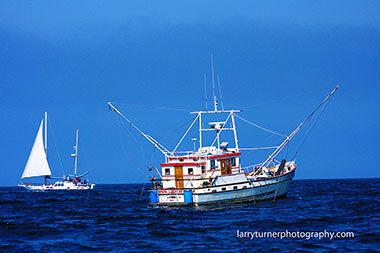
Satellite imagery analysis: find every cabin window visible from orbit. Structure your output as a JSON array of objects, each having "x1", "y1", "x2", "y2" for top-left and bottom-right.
[
  {"x1": 221, "y1": 160, "x2": 225, "y2": 169},
  {"x1": 193, "y1": 158, "x2": 198, "y2": 161},
  {"x1": 231, "y1": 157, "x2": 236, "y2": 166},
  {"x1": 233, "y1": 186, "x2": 238, "y2": 190},
  {"x1": 165, "y1": 168, "x2": 170, "y2": 175},
  {"x1": 188, "y1": 168, "x2": 194, "y2": 175},
  {"x1": 210, "y1": 160, "x2": 216, "y2": 170},
  {"x1": 201, "y1": 166, "x2": 206, "y2": 174},
  {"x1": 179, "y1": 159, "x2": 184, "y2": 162},
  {"x1": 222, "y1": 187, "x2": 226, "y2": 191}
]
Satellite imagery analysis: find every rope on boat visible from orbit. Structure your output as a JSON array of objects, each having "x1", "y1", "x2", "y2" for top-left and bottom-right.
[
  {"x1": 116, "y1": 119, "x2": 150, "y2": 177},
  {"x1": 255, "y1": 86, "x2": 339, "y2": 172},
  {"x1": 108, "y1": 103, "x2": 171, "y2": 157},
  {"x1": 273, "y1": 178, "x2": 281, "y2": 203},
  {"x1": 110, "y1": 102, "x2": 191, "y2": 112},
  {"x1": 291, "y1": 97, "x2": 332, "y2": 160},
  {"x1": 235, "y1": 114, "x2": 287, "y2": 137},
  {"x1": 241, "y1": 94, "x2": 305, "y2": 110},
  {"x1": 48, "y1": 119, "x2": 66, "y2": 177}
]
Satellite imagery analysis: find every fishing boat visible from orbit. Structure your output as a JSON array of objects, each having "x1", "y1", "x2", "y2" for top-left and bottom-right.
[
  {"x1": 108, "y1": 68, "x2": 338, "y2": 206},
  {"x1": 18, "y1": 113, "x2": 95, "y2": 190}
]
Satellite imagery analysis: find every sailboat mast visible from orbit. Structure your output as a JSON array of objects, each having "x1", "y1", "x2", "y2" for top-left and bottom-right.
[
  {"x1": 44, "y1": 112, "x2": 47, "y2": 155},
  {"x1": 74, "y1": 129, "x2": 78, "y2": 177},
  {"x1": 44, "y1": 112, "x2": 49, "y2": 185}
]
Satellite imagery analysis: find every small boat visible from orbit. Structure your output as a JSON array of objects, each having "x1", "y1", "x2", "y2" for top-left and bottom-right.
[
  {"x1": 19, "y1": 112, "x2": 95, "y2": 190},
  {"x1": 108, "y1": 63, "x2": 338, "y2": 206}
]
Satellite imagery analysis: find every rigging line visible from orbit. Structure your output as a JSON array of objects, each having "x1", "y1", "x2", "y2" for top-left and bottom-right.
[
  {"x1": 117, "y1": 120, "x2": 150, "y2": 177},
  {"x1": 239, "y1": 146, "x2": 279, "y2": 150},
  {"x1": 210, "y1": 112, "x2": 232, "y2": 147},
  {"x1": 139, "y1": 173, "x2": 149, "y2": 201},
  {"x1": 291, "y1": 98, "x2": 332, "y2": 160},
  {"x1": 241, "y1": 94, "x2": 304, "y2": 110},
  {"x1": 295, "y1": 86, "x2": 338, "y2": 129},
  {"x1": 284, "y1": 142, "x2": 289, "y2": 159},
  {"x1": 273, "y1": 178, "x2": 281, "y2": 203},
  {"x1": 119, "y1": 119, "x2": 149, "y2": 165},
  {"x1": 172, "y1": 114, "x2": 200, "y2": 154},
  {"x1": 257, "y1": 86, "x2": 339, "y2": 171},
  {"x1": 48, "y1": 119, "x2": 65, "y2": 177},
  {"x1": 204, "y1": 73, "x2": 208, "y2": 111},
  {"x1": 217, "y1": 74, "x2": 225, "y2": 111},
  {"x1": 110, "y1": 102, "x2": 191, "y2": 112},
  {"x1": 162, "y1": 118, "x2": 199, "y2": 144},
  {"x1": 118, "y1": 131, "x2": 149, "y2": 176},
  {"x1": 109, "y1": 103, "x2": 170, "y2": 156},
  {"x1": 160, "y1": 117, "x2": 198, "y2": 143},
  {"x1": 235, "y1": 114, "x2": 287, "y2": 137},
  {"x1": 149, "y1": 145, "x2": 156, "y2": 167}
]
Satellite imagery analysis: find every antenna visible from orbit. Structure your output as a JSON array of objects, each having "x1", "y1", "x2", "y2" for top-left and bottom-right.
[
  {"x1": 211, "y1": 54, "x2": 218, "y2": 111},
  {"x1": 203, "y1": 73, "x2": 208, "y2": 111},
  {"x1": 217, "y1": 74, "x2": 225, "y2": 111}
]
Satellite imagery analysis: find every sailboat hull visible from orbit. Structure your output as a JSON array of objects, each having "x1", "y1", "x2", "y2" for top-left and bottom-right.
[{"x1": 18, "y1": 181, "x2": 95, "y2": 191}]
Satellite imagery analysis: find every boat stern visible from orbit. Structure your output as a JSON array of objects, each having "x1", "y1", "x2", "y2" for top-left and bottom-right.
[{"x1": 149, "y1": 189, "x2": 194, "y2": 206}]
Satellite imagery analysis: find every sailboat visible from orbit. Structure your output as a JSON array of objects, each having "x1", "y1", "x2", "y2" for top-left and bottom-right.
[
  {"x1": 18, "y1": 112, "x2": 95, "y2": 190},
  {"x1": 108, "y1": 61, "x2": 338, "y2": 206}
]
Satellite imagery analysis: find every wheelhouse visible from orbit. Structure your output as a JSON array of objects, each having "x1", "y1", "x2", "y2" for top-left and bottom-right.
[{"x1": 160, "y1": 151, "x2": 242, "y2": 189}]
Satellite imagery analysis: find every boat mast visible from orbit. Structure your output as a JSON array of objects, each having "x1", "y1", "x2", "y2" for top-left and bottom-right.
[
  {"x1": 74, "y1": 129, "x2": 79, "y2": 177},
  {"x1": 44, "y1": 112, "x2": 48, "y2": 185},
  {"x1": 44, "y1": 112, "x2": 47, "y2": 155}
]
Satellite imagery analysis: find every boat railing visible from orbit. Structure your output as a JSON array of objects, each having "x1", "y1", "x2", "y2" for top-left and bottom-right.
[
  {"x1": 170, "y1": 151, "x2": 194, "y2": 156},
  {"x1": 241, "y1": 163, "x2": 263, "y2": 174}
]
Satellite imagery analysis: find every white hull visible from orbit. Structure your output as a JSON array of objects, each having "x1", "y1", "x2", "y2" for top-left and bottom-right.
[
  {"x1": 151, "y1": 168, "x2": 295, "y2": 206},
  {"x1": 19, "y1": 181, "x2": 95, "y2": 191},
  {"x1": 195, "y1": 172, "x2": 293, "y2": 204}
]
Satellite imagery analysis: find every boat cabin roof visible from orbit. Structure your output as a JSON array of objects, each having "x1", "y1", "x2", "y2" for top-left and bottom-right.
[{"x1": 161, "y1": 149, "x2": 241, "y2": 167}]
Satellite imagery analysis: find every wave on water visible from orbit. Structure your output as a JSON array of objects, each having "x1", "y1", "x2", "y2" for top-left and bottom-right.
[{"x1": 0, "y1": 179, "x2": 379, "y2": 251}]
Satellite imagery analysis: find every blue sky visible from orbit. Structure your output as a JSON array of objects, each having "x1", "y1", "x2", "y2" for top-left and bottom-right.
[{"x1": 1, "y1": 1, "x2": 379, "y2": 186}]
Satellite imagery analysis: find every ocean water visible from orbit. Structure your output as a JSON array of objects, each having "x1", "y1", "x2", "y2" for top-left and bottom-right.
[{"x1": 0, "y1": 179, "x2": 379, "y2": 252}]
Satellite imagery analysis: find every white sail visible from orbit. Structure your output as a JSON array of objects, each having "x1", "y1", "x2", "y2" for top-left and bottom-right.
[{"x1": 21, "y1": 120, "x2": 52, "y2": 179}]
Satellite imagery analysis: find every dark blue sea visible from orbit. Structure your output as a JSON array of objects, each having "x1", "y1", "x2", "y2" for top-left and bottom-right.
[{"x1": 1, "y1": 179, "x2": 379, "y2": 252}]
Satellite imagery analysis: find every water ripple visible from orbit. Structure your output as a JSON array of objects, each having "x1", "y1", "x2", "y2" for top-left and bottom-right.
[{"x1": 0, "y1": 179, "x2": 379, "y2": 251}]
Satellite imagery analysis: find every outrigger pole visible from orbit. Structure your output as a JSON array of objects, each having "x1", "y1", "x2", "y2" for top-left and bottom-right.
[
  {"x1": 108, "y1": 102, "x2": 172, "y2": 159},
  {"x1": 253, "y1": 86, "x2": 339, "y2": 174}
]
